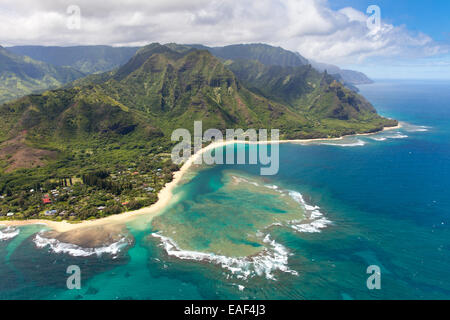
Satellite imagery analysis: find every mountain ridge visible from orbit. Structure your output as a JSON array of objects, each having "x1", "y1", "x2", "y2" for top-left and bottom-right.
[
  {"x1": 0, "y1": 46, "x2": 85, "y2": 104},
  {"x1": 8, "y1": 45, "x2": 140, "y2": 74},
  {"x1": 4, "y1": 43, "x2": 373, "y2": 102},
  {"x1": 309, "y1": 60, "x2": 374, "y2": 85}
]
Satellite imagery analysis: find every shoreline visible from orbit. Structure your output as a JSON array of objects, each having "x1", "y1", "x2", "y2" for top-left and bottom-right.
[{"x1": 1, "y1": 122, "x2": 402, "y2": 233}]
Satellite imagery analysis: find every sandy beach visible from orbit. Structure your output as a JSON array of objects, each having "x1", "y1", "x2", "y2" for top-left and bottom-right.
[{"x1": 1, "y1": 122, "x2": 402, "y2": 233}]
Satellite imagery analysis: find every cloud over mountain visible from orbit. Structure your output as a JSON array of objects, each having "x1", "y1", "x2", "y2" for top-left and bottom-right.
[{"x1": 0, "y1": 0, "x2": 446, "y2": 65}]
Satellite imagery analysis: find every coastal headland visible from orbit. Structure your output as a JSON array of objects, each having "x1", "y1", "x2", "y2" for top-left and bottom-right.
[{"x1": 1, "y1": 123, "x2": 402, "y2": 239}]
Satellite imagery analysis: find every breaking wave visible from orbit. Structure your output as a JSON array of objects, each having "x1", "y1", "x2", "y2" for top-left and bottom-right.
[
  {"x1": 261, "y1": 184, "x2": 332, "y2": 233},
  {"x1": 369, "y1": 137, "x2": 387, "y2": 141},
  {"x1": 385, "y1": 132, "x2": 409, "y2": 139},
  {"x1": 403, "y1": 124, "x2": 431, "y2": 132},
  {"x1": 0, "y1": 226, "x2": 20, "y2": 241},
  {"x1": 151, "y1": 232, "x2": 298, "y2": 281},
  {"x1": 287, "y1": 191, "x2": 332, "y2": 233},
  {"x1": 151, "y1": 179, "x2": 332, "y2": 280},
  {"x1": 290, "y1": 218, "x2": 332, "y2": 233},
  {"x1": 321, "y1": 139, "x2": 366, "y2": 147},
  {"x1": 368, "y1": 132, "x2": 409, "y2": 141},
  {"x1": 231, "y1": 175, "x2": 259, "y2": 186},
  {"x1": 34, "y1": 233, "x2": 130, "y2": 258}
]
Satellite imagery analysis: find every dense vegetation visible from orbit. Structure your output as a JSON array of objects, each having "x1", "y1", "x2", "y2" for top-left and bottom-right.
[
  {"x1": 0, "y1": 46, "x2": 85, "y2": 104},
  {"x1": 1, "y1": 43, "x2": 373, "y2": 105},
  {"x1": 187, "y1": 43, "x2": 310, "y2": 67},
  {"x1": 8, "y1": 45, "x2": 140, "y2": 74},
  {"x1": 0, "y1": 43, "x2": 397, "y2": 222}
]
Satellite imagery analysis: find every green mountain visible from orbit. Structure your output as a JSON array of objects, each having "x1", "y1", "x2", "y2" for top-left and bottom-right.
[
  {"x1": 8, "y1": 45, "x2": 140, "y2": 74},
  {"x1": 0, "y1": 43, "x2": 396, "y2": 220},
  {"x1": 8, "y1": 44, "x2": 374, "y2": 86},
  {"x1": 309, "y1": 60, "x2": 373, "y2": 86},
  {"x1": 225, "y1": 60, "x2": 380, "y2": 123},
  {"x1": 4, "y1": 44, "x2": 312, "y2": 144},
  {"x1": 187, "y1": 43, "x2": 309, "y2": 67},
  {"x1": 1, "y1": 42, "x2": 397, "y2": 167},
  {"x1": 169, "y1": 43, "x2": 372, "y2": 90},
  {"x1": 0, "y1": 46, "x2": 85, "y2": 104},
  {"x1": 165, "y1": 43, "x2": 392, "y2": 136},
  {"x1": 5, "y1": 43, "x2": 372, "y2": 101}
]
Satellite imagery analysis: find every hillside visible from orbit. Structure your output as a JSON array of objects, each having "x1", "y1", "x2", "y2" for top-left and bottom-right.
[
  {"x1": 0, "y1": 43, "x2": 396, "y2": 221},
  {"x1": 310, "y1": 60, "x2": 373, "y2": 85},
  {"x1": 0, "y1": 46, "x2": 85, "y2": 104},
  {"x1": 188, "y1": 43, "x2": 309, "y2": 67},
  {"x1": 225, "y1": 59, "x2": 390, "y2": 136},
  {"x1": 8, "y1": 45, "x2": 140, "y2": 74},
  {"x1": 173, "y1": 43, "x2": 372, "y2": 89},
  {"x1": 3, "y1": 43, "x2": 373, "y2": 102}
]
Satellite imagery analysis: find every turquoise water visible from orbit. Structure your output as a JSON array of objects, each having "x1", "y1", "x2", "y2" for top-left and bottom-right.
[{"x1": 1, "y1": 80, "x2": 449, "y2": 299}]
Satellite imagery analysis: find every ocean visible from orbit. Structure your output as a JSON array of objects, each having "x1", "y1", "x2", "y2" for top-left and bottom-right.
[{"x1": 1, "y1": 79, "x2": 449, "y2": 300}]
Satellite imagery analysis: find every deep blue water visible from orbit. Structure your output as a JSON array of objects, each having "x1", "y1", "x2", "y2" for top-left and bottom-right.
[{"x1": 0, "y1": 80, "x2": 449, "y2": 299}]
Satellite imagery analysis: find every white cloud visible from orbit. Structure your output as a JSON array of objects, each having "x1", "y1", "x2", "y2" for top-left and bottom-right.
[{"x1": 0, "y1": 0, "x2": 447, "y2": 65}]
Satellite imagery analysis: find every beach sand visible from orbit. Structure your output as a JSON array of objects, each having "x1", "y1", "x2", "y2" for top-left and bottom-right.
[
  {"x1": 1, "y1": 122, "x2": 402, "y2": 235},
  {"x1": 42, "y1": 224, "x2": 129, "y2": 247}
]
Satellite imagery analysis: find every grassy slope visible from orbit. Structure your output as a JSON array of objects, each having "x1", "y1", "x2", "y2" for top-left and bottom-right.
[{"x1": 0, "y1": 47, "x2": 85, "y2": 104}]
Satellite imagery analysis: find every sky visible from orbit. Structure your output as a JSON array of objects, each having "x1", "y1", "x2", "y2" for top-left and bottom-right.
[{"x1": 0, "y1": 0, "x2": 449, "y2": 79}]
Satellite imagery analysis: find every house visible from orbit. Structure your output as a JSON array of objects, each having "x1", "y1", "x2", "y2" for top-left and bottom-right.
[
  {"x1": 97, "y1": 206, "x2": 106, "y2": 210},
  {"x1": 42, "y1": 195, "x2": 52, "y2": 204},
  {"x1": 45, "y1": 210, "x2": 57, "y2": 216},
  {"x1": 7, "y1": 212, "x2": 14, "y2": 217},
  {"x1": 122, "y1": 201, "x2": 129, "y2": 205}
]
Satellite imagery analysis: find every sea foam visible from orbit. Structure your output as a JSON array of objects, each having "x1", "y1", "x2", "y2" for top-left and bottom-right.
[
  {"x1": 34, "y1": 233, "x2": 130, "y2": 258},
  {"x1": 321, "y1": 139, "x2": 366, "y2": 147},
  {"x1": 287, "y1": 191, "x2": 332, "y2": 233},
  {"x1": 151, "y1": 232, "x2": 298, "y2": 281},
  {"x1": 151, "y1": 178, "x2": 332, "y2": 280},
  {"x1": 151, "y1": 186, "x2": 331, "y2": 279},
  {"x1": 0, "y1": 226, "x2": 20, "y2": 241},
  {"x1": 290, "y1": 218, "x2": 332, "y2": 233},
  {"x1": 385, "y1": 132, "x2": 409, "y2": 139},
  {"x1": 261, "y1": 185, "x2": 332, "y2": 233},
  {"x1": 403, "y1": 124, "x2": 431, "y2": 132}
]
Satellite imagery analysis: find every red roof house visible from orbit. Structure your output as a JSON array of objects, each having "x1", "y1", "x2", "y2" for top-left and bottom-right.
[{"x1": 42, "y1": 195, "x2": 52, "y2": 204}]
